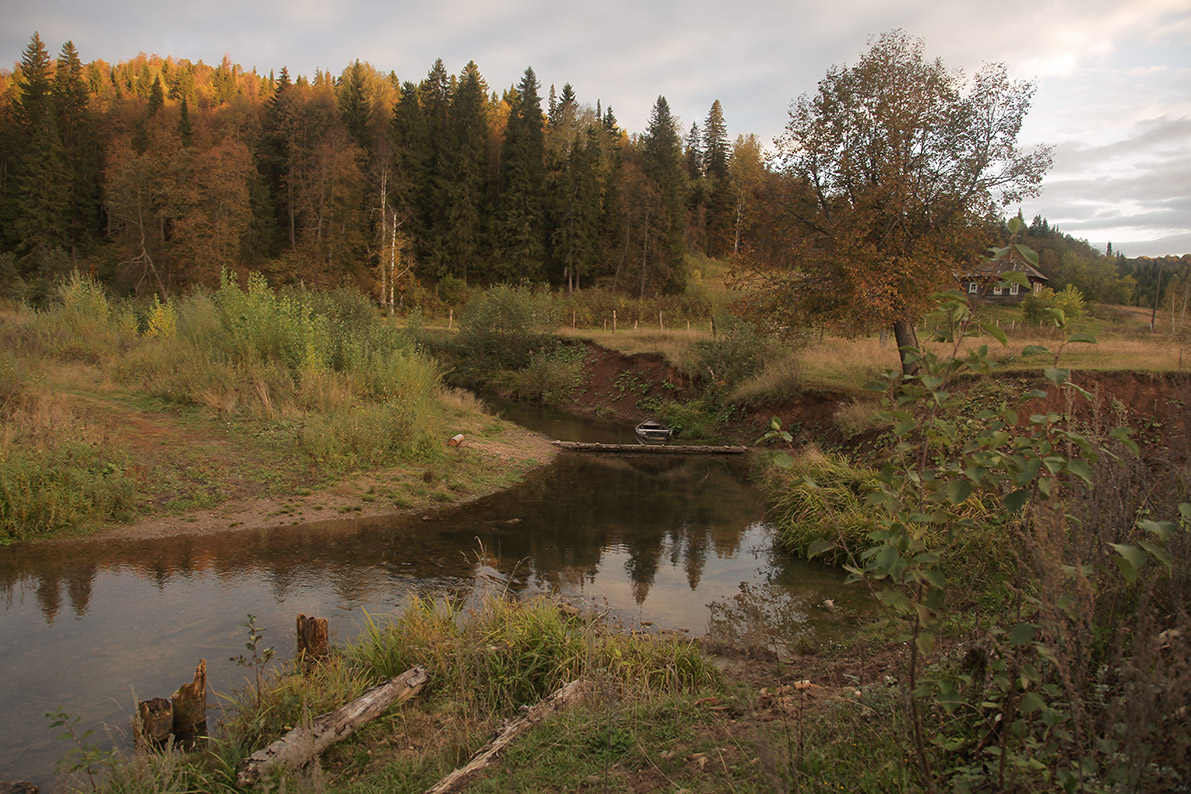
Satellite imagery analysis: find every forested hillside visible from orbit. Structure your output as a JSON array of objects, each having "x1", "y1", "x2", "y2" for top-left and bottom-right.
[
  {"x1": 0, "y1": 33, "x2": 767, "y2": 305},
  {"x1": 1020, "y1": 215, "x2": 1190, "y2": 319}
]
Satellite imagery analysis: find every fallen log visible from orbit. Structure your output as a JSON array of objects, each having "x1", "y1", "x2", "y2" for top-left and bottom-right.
[
  {"x1": 237, "y1": 665, "x2": 428, "y2": 788},
  {"x1": 552, "y1": 440, "x2": 747, "y2": 455},
  {"x1": 423, "y1": 679, "x2": 586, "y2": 794}
]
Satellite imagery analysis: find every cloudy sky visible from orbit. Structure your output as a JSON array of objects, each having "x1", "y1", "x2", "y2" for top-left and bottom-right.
[{"x1": 4, "y1": 0, "x2": 1188, "y2": 256}]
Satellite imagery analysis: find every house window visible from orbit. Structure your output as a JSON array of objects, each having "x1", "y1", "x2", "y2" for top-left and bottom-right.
[
  {"x1": 967, "y1": 281, "x2": 978, "y2": 294},
  {"x1": 1010, "y1": 283, "x2": 1019, "y2": 296},
  {"x1": 993, "y1": 285, "x2": 1003, "y2": 296}
]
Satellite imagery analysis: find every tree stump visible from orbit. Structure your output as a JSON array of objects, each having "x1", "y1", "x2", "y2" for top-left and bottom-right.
[
  {"x1": 134, "y1": 696, "x2": 174, "y2": 750},
  {"x1": 171, "y1": 659, "x2": 207, "y2": 748},
  {"x1": 0, "y1": 783, "x2": 39, "y2": 794},
  {"x1": 296, "y1": 614, "x2": 330, "y2": 666}
]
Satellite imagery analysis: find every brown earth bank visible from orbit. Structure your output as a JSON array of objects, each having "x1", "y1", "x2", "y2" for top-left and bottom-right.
[{"x1": 552, "y1": 342, "x2": 1189, "y2": 457}]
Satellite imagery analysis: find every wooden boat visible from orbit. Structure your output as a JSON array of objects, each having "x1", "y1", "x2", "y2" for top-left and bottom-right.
[{"x1": 634, "y1": 418, "x2": 673, "y2": 445}]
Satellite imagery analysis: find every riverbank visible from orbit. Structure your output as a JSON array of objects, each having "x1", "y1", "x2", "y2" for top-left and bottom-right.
[
  {"x1": 96, "y1": 420, "x2": 557, "y2": 542},
  {"x1": 0, "y1": 277, "x2": 561, "y2": 546}
]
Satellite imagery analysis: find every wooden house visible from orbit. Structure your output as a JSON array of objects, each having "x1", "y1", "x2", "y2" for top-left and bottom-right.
[{"x1": 958, "y1": 261, "x2": 1049, "y2": 304}]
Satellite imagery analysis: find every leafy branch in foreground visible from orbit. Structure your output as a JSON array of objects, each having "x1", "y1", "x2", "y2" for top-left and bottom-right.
[{"x1": 769, "y1": 226, "x2": 1189, "y2": 791}]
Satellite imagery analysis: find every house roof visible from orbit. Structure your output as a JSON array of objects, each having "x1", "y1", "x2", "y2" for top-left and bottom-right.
[{"x1": 959, "y1": 260, "x2": 1049, "y2": 282}]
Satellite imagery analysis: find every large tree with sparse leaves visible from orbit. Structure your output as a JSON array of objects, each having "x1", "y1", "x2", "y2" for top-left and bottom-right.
[{"x1": 742, "y1": 30, "x2": 1051, "y2": 372}]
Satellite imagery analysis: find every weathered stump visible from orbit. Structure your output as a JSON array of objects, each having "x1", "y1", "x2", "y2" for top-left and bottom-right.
[
  {"x1": 0, "y1": 782, "x2": 39, "y2": 794},
  {"x1": 296, "y1": 614, "x2": 329, "y2": 666},
  {"x1": 171, "y1": 659, "x2": 207, "y2": 748},
  {"x1": 134, "y1": 696, "x2": 174, "y2": 750}
]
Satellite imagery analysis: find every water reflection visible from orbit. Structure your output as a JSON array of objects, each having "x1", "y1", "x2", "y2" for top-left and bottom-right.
[{"x1": 0, "y1": 449, "x2": 866, "y2": 789}]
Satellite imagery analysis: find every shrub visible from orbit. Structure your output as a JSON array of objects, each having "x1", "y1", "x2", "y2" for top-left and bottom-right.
[
  {"x1": 32, "y1": 271, "x2": 138, "y2": 362},
  {"x1": 504, "y1": 342, "x2": 589, "y2": 404},
  {"x1": 1021, "y1": 284, "x2": 1087, "y2": 326},
  {"x1": 458, "y1": 284, "x2": 558, "y2": 371},
  {"x1": 691, "y1": 314, "x2": 777, "y2": 392}
]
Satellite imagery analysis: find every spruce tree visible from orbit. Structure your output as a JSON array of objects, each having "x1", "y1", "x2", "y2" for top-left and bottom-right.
[
  {"x1": 178, "y1": 97, "x2": 194, "y2": 147},
  {"x1": 338, "y1": 60, "x2": 372, "y2": 154},
  {"x1": 389, "y1": 80, "x2": 429, "y2": 252},
  {"x1": 702, "y1": 100, "x2": 733, "y2": 257},
  {"x1": 54, "y1": 40, "x2": 103, "y2": 249},
  {"x1": 495, "y1": 67, "x2": 547, "y2": 282},
  {"x1": 442, "y1": 61, "x2": 490, "y2": 281},
  {"x1": 415, "y1": 59, "x2": 452, "y2": 272},
  {"x1": 257, "y1": 67, "x2": 296, "y2": 251},
  {"x1": 4, "y1": 33, "x2": 70, "y2": 270},
  {"x1": 147, "y1": 75, "x2": 164, "y2": 117},
  {"x1": 640, "y1": 96, "x2": 686, "y2": 293}
]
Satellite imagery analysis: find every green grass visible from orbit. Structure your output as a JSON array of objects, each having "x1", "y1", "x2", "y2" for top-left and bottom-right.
[{"x1": 85, "y1": 596, "x2": 724, "y2": 794}]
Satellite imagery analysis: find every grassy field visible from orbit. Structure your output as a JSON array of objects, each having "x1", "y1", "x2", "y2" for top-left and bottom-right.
[
  {"x1": 560, "y1": 303, "x2": 1184, "y2": 395},
  {"x1": 0, "y1": 276, "x2": 551, "y2": 544}
]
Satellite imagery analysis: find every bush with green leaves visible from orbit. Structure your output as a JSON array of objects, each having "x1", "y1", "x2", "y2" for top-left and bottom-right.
[
  {"x1": 504, "y1": 341, "x2": 589, "y2": 405},
  {"x1": 692, "y1": 314, "x2": 776, "y2": 392},
  {"x1": 458, "y1": 284, "x2": 558, "y2": 371},
  {"x1": 767, "y1": 225, "x2": 1190, "y2": 792},
  {"x1": 1021, "y1": 283, "x2": 1087, "y2": 326}
]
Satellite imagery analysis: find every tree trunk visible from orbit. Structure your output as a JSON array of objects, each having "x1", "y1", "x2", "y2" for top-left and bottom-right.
[
  {"x1": 892, "y1": 316, "x2": 921, "y2": 376},
  {"x1": 171, "y1": 659, "x2": 207, "y2": 748},
  {"x1": 134, "y1": 697, "x2": 174, "y2": 751},
  {"x1": 296, "y1": 614, "x2": 329, "y2": 666},
  {"x1": 423, "y1": 680, "x2": 586, "y2": 794},
  {"x1": 236, "y1": 665, "x2": 428, "y2": 787}
]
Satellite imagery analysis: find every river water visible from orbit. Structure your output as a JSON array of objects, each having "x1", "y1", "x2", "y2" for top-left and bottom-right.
[{"x1": 0, "y1": 403, "x2": 863, "y2": 790}]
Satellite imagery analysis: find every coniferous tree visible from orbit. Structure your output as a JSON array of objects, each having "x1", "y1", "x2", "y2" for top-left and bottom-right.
[
  {"x1": 147, "y1": 75, "x2": 164, "y2": 117},
  {"x1": 495, "y1": 67, "x2": 547, "y2": 281},
  {"x1": 337, "y1": 60, "x2": 372, "y2": 154},
  {"x1": 701, "y1": 99, "x2": 733, "y2": 257},
  {"x1": 258, "y1": 67, "x2": 296, "y2": 251},
  {"x1": 178, "y1": 96, "x2": 194, "y2": 147},
  {"x1": 5, "y1": 32, "x2": 70, "y2": 280},
  {"x1": 441, "y1": 61, "x2": 490, "y2": 281},
  {"x1": 416, "y1": 59, "x2": 452, "y2": 272},
  {"x1": 389, "y1": 80, "x2": 429, "y2": 251},
  {"x1": 639, "y1": 96, "x2": 686, "y2": 293},
  {"x1": 684, "y1": 122, "x2": 702, "y2": 181},
  {"x1": 54, "y1": 40, "x2": 103, "y2": 250}
]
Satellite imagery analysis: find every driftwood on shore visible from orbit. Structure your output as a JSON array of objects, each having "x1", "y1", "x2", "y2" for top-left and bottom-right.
[
  {"x1": 423, "y1": 679, "x2": 586, "y2": 794},
  {"x1": 552, "y1": 440, "x2": 747, "y2": 455},
  {"x1": 236, "y1": 665, "x2": 428, "y2": 788}
]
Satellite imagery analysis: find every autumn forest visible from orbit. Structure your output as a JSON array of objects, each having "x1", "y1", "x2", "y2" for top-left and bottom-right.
[{"x1": 0, "y1": 33, "x2": 772, "y2": 304}]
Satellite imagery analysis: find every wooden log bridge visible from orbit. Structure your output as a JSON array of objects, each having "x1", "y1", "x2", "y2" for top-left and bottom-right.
[{"x1": 551, "y1": 440, "x2": 747, "y2": 455}]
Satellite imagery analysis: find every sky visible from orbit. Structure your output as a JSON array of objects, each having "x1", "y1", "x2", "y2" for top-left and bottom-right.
[{"x1": 3, "y1": 0, "x2": 1189, "y2": 257}]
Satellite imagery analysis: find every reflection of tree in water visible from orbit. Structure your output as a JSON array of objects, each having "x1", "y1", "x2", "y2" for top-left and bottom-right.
[
  {"x1": 0, "y1": 554, "x2": 100, "y2": 623},
  {"x1": 0, "y1": 454, "x2": 766, "y2": 624},
  {"x1": 450, "y1": 454, "x2": 765, "y2": 602}
]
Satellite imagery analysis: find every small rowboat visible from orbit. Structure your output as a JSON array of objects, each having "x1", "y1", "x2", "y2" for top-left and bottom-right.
[{"x1": 634, "y1": 418, "x2": 673, "y2": 445}]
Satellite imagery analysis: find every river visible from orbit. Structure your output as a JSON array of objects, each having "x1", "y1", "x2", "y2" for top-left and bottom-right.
[{"x1": 0, "y1": 402, "x2": 864, "y2": 790}]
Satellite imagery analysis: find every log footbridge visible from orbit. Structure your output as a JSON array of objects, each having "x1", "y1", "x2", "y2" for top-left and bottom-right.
[{"x1": 551, "y1": 440, "x2": 747, "y2": 455}]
